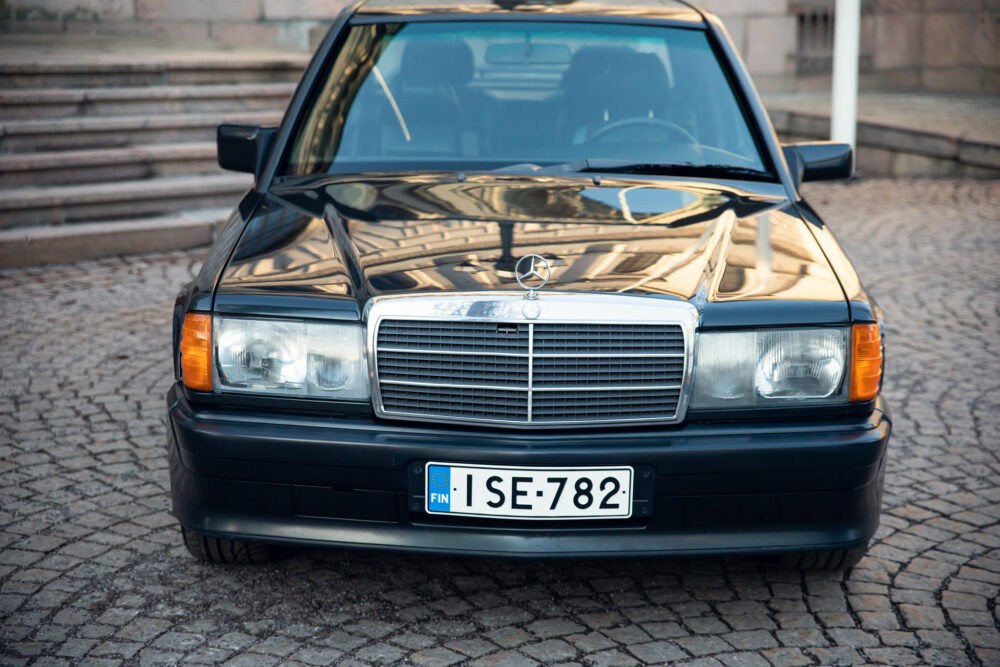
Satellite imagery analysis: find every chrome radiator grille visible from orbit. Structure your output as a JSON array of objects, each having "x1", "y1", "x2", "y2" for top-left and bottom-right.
[{"x1": 374, "y1": 318, "x2": 688, "y2": 427}]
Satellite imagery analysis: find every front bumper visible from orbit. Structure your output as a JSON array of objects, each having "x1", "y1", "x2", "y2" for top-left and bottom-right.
[{"x1": 167, "y1": 384, "x2": 891, "y2": 558}]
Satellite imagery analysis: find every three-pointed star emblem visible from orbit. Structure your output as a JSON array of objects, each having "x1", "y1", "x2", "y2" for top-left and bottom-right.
[{"x1": 514, "y1": 254, "x2": 551, "y2": 292}]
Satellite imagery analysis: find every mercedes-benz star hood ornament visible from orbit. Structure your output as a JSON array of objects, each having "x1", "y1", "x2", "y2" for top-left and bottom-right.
[{"x1": 514, "y1": 254, "x2": 551, "y2": 300}]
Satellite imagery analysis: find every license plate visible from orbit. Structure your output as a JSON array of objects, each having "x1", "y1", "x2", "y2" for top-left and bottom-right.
[{"x1": 425, "y1": 463, "x2": 633, "y2": 520}]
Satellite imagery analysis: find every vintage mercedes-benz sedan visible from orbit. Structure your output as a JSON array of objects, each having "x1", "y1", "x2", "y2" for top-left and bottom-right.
[{"x1": 168, "y1": 0, "x2": 889, "y2": 568}]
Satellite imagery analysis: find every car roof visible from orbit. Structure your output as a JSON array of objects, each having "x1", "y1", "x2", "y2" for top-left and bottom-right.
[{"x1": 354, "y1": 0, "x2": 706, "y2": 23}]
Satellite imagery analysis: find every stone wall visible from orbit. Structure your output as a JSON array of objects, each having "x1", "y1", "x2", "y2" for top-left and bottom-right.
[
  {"x1": 0, "y1": 0, "x2": 352, "y2": 50},
  {"x1": 701, "y1": 0, "x2": 999, "y2": 94},
  {"x1": 1, "y1": 0, "x2": 997, "y2": 94}
]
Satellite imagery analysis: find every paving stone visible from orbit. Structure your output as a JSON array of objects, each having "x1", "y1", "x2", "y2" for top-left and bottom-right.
[
  {"x1": 54, "y1": 638, "x2": 98, "y2": 658},
  {"x1": 222, "y1": 654, "x2": 279, "y2": 667},
  {"x1": 917, "y1": 629, "x2": 966, "y2": 650},
  {"x1": 484, "y1": 627, "x2": 532, "y2": 648},
  {"x1": 578, "y1": 612, "x2": 624, "y2": 629},
  {"x1": 520, "y1": 638, "x2": 577, "y2": 662},
  {"x1": 899, "y1": 604, "x2": 947, "y2": 629},
  {"x1": 849, "y1": 593, "x2": 892, "y2": 612},
  {"x1": 975, "y1": 648, "x2": 1000, "y2": 666},
  {"x1": 878, "y1": 630, "x2": 919, "y2": 647},
  {"x1": 184, "y1": 646, "x2": 234, "y2": 663},
  {"x1": 390, "y1": 631, "x2": 437, "y2": 650},
  {"x1": 720, "y1": 614, "x2": 775, "y2": 631},
  {"x1": 353, "y1": 642, "x2": 407, "y2": 663},
  {"x1": 469, "y1": 649, "x2": 539, "y2": 667},
  {"x1": 527, "y1": 618, "x2": 586, "y2": 639},
  {"x1": 567, "y1": 631, "x2": 616, "y2": 653},
  {"x1": 722, "y1": 630, "x2": 778, "y2": 650},
  {"x1": 250, "y1": 635, "x2": 300, "y2": 657},
  {"x1": 962, "y1": 627, "x2": 1000, "y2": 649},
  {"x1": 826, "y1": 628, "x2": 880, "y2": 648},
  {"x1": 476, "y1": 606, "x2": 535, "y2": 628},
  {"x1": 642, "y1": 621, "x2": 688, "y2": 639},
  {"x1": 862, "y1": 646, "x2": 922, "y2": 664},
  {"x1": 858, "y1": 611, "x2": 900, "y2": 631},
  {"x1": 717, "y1": 652, "x2": 771, "y2": 667},
  {"x1": 625, "y1": 640, "x2": 688, "y2": 663},
  {"x1": 135, "y1": 648, "x2": 183, "y2": 665},
  {"x1": 941, "y1": 590, "x2": 987, "y2": 611},
  {"x1": 603, "y1": 625, "x2": 652, "y2": 645},
  {"x1": 90, "y1": 640, "x2": 143, "y2": 659},
  {"x1": 342, "y1": 619, "x2": 398, "y2": 639},
  {"x1": 674, "y1": 635, "x2": 732, "y2": 656},
  {"x1": 583, "y1": 649, "x2": 640, "y2": 667},
  {"x1": 775, "y1": 629, "x2": 829, "y2": 648},
  {"x1": 409, "y1": 646, "x2": 464, "y2": 666},
  {"x1": 211, "y1": 632, "x2": 257, "y2": 651},
  {"x1": 445, "y1": 638, "x2": 498, "y2": 658},
  {"x1": 917, "y1": 647, "x2": 971, "y2": 665},
  {"x1": 686, "y1": 616, "x2": 731, "y2": 634},
  {"x1": 807, "y1": 646, "x2": 863, "y2": 664}
]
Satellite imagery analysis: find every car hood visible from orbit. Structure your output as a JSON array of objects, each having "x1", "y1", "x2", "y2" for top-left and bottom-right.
[{"x1": 216, "y1": 173, "x2": 849, "y2": 326}]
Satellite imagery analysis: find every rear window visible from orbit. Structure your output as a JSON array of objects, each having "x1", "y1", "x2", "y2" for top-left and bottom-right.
[{"x1": 284, "y1": 20, "x2": 767, "y2": 175}]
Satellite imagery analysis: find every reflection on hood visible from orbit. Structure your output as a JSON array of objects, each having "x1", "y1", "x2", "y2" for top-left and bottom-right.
[{"x1": 219, "y1": 173, "x2": 846, "y2": 310}]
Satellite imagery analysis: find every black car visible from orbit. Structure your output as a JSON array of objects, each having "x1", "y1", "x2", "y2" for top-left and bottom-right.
[{"x1": 169, "y1": 0, "x2": 889, "y2": 569}]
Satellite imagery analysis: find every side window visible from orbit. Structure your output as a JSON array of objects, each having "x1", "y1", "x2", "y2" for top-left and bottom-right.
[{"x1": 287, "y1": 25, "x2": 396, "y2": 174}]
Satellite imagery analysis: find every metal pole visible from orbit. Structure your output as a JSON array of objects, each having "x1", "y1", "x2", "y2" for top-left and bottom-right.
[{"x1": 831, "y1": 0, "x2": 860, "y2": 148}]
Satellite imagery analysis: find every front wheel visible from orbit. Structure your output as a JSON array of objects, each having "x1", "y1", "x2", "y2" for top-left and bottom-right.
[
  {"x1": 181, "y1": 527, "x2": 272, "y2": 564},
  {"x1": 781, "y1": 544, "x2": 868, "y2": 571}
]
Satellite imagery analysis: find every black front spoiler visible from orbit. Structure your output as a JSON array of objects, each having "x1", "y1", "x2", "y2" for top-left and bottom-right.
[{"x1": 168, "y1": 385, "x2": 890, "y2": 558}]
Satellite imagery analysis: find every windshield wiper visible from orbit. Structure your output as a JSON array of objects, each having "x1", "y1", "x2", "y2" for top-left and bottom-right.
[{"x1": 518, "y1": 158, "x2": 775, "y2": 181}]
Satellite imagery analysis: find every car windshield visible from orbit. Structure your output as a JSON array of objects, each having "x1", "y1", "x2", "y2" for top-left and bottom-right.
[{"x1": 283, "y1": 20, "x2": 771, "y2": 178}]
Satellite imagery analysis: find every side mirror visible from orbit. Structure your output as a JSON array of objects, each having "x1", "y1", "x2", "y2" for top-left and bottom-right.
[
  {"x1": 782, "y1": 141, "x2": 853, "y2": 186},
  {"x1": 217, "y1": 124, "x2": 277, "y2": 179}
]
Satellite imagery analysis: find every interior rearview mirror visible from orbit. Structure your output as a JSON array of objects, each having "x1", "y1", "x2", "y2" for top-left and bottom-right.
[
  {"x1": 217, "y1": 124, "x2": 277, "y2": 179},
  {"x1": 782, "y1": 141, "x2": 853, "y2": 186},
  {"x1": 485, "y1": 42, "x2": 572, "y2": 65}
]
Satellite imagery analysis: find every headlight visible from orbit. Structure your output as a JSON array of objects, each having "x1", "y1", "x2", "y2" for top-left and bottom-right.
[
  {"x1": 691, "y1": 328, "x2": 847, "y2": 409},
  {"x1": 214, "y1": 317, "x2": 369, "y2": 400}
]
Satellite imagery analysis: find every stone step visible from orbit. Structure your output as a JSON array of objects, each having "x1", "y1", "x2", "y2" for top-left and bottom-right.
[
  {"x1": 0, "y1": 209, "x2": 229, "y2": 268},
  {"x1": 0, "y1": 143, "x2": 220, "y2": 188},
  {"x1": 0, "y1": 82, "x2": 296, "y2": 120},
  {"x1": 0, "y1": 53, "x2": 309, "y2": 89},
  {"x1": 0, "y1": 110, "x2": 283, "y2": 153},
  {"x1": 0, "y1": 174, "x2": 251, "y2": 229}
]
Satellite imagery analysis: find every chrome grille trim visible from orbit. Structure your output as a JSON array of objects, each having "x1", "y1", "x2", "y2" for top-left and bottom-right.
[
  {"x1": 526, "y1": 317, "x2": 534, "y2": 420},
  {"x1": 379, "y1": 380, "x2": 683, "y2": 392},
  {"x1": 366, "y1": 292, "x2": 698, "y2": 429},
  {"x1": 533, "y1": 352, "x2": 684, "y2": 358},
  {"x1": 378, "y1": 347, "x2": 684, "y2": 358},
  {"x1": 378, "y1": 347, "x2": 530, "y2": 358}
]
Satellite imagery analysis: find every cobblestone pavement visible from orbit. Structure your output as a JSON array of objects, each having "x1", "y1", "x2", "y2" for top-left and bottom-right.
[{"x1": 2, "y1": 178, "x2": 999, "y2": 666}]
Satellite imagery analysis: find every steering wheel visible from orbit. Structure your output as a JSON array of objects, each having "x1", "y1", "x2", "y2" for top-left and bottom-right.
[{"x1": 589, "y1": 117, "x2": 700, "y2": 147}]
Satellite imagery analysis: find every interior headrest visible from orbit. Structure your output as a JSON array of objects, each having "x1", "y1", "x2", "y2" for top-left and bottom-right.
[
  {"x1": 562, "y1": 46, "x2": 668, "y2": 91},
  {"x1": 400, "y1": 38, "x2": 475, "y2": 87}
]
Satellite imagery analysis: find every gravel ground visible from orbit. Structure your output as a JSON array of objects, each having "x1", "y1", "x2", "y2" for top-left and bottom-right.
[{"x1": 1, "y1": 178, "x2": 999, "y2": 666}]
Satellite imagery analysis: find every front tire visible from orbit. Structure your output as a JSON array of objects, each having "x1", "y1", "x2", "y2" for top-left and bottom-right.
[
  {"x1": 181, "y1": 527, "x2": 272, "y2": 564},
  {"x1": 781, "y1": 544, "x2": 868, "y2": 571}
]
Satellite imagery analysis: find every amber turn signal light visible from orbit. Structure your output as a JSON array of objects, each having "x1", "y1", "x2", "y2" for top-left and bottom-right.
[
  {"x1": 850, "y1": 323, "x2": 882, "y2": 402},
  {"x1": 181, "y1": 313, "x2": 212, "y2": 391}
]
